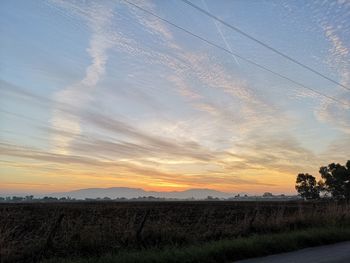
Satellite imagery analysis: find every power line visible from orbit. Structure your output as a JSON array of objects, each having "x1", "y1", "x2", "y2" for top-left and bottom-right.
[
  {"x1": 180, "y1": 0, "x2": 350, "y2": 92},
  {"x1": 122, "y1": 0, "x2": 350, "y2": 107}
]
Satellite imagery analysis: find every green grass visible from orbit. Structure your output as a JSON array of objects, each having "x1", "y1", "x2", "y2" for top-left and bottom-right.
[{"x1": 42, "y1": 225, "x2": 350, "y2": 263}]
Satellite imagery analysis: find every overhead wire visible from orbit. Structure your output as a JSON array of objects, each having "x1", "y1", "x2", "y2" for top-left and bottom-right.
[
  {"x1": 180, "y1": 0, "x2": 350, "y2": 92},
  {"x1": 122, "y1": 0, "x2": 350, "y2": 108}
]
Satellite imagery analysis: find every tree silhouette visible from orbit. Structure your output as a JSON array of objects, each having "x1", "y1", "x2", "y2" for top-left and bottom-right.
[
  {"x1": 319, "y1": 161, "x2": 350, "y2": 200},
  {"x1": 295, "y1": 173, "x2": 320, "y2": 200}
]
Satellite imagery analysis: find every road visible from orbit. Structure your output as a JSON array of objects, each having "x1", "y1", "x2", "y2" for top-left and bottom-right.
[{"x1": 235, "y1": 241, "x2": 350, "y2": 263}]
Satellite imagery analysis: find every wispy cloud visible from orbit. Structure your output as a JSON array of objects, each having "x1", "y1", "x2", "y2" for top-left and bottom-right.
[
  {"x1": 0, "y1": 142, "x2": 272, "y2": 191},
  {"x1": 315, "y1": 22, "x2": 350, "y2": 133},
  {"x1": 50, "y1": 0, "x2": 115, "y2": 154},
  {"x1": 3, "y1": 0, "x2": 349, "y2": 194}
]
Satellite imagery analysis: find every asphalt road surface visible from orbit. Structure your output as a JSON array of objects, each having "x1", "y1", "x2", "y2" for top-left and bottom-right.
[{"x1": 235, "y1": 241, "x2": 350, "y2": 263}]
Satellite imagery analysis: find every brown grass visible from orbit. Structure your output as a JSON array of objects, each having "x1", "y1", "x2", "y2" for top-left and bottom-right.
[{"x1": 1, "y1": 201, "x2": 350, "y2": 263}]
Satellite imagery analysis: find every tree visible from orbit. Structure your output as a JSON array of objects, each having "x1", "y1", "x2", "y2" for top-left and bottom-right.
[
  {"x1": 295, "y1": 173, "x2": 320, "y2": 200},
  {"x1": 25, "y1": 195, "x2": 34, "y2": 201},
  {"x1": 263, "y1": 192, "x2": 273, "y2": 197},
  {"x1": 319, "y1": 161, "x2": 350, "y2": 200}
]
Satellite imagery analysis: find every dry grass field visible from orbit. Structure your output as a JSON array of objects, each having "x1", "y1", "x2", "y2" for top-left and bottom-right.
[{"x1": 1, "y1": 201, "x2": 350, "y2": 263}]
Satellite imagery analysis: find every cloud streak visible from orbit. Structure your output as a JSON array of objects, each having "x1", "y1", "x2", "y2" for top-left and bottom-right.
[
  {"x1": 50, "y1": 1, "x2": 115, "y2": 154},
  {"x1": 315, "y1": 21, "x2": 350, "y2": 133}
]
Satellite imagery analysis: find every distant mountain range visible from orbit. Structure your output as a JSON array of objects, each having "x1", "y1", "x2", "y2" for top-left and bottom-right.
[{"x1": 51, "y1": 187, "x2": 235, "y2": 200}]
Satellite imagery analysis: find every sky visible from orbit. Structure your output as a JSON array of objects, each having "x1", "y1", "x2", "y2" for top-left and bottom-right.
[{"x1": 0, "y1": 0, "x2": 349, "y2": 195}]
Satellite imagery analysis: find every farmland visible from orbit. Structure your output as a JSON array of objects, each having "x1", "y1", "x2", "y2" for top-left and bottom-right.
[{"x1": 1, "y1": 201, "x2": 350, "y2": 263}]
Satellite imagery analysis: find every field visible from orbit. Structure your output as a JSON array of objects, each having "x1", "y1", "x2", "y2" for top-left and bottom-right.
[{"x1": 1, "y1": 201, "x2": 350, "y2": 263}]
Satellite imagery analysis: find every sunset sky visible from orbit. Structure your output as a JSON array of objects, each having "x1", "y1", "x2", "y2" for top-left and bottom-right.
[{"x1": 1, "y1": 0, "x2": 349, "y2": 195}]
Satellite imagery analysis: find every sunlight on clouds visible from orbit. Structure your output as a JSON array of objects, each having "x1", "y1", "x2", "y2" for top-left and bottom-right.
[
  {"x1": 1, "y1": 0, "x2": 349, "y2": 195},
  {"x1": 147, "y1": 181, "x2": 191, "y2": 190}
]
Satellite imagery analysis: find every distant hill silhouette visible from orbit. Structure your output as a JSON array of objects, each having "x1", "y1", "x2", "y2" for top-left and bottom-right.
[{"x1": 51, "y1": 187, "x2": 234, "y2": 199}]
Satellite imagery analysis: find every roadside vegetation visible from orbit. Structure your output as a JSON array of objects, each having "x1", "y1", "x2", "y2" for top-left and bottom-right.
[{"x1": 41, "y1": 226, "x2": 350, "y2": 263}]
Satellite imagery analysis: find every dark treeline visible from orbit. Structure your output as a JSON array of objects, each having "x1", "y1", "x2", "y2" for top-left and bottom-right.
[
  {"x1": 296, "y1": 160, "x2": 350, "y2": 200},
  {"x1": 0, "y1": 194, "x2": 298, "y2": 203},
  {"x1": 0, "y1": 196, "x2": 75, "y2": 202}
]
